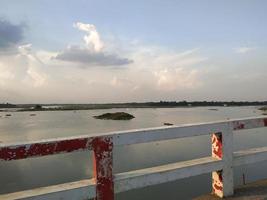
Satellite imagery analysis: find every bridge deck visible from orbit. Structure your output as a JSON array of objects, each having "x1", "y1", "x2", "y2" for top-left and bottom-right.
[{"x1": 195, "y1": 179, "x2": 267, "y2": 200}]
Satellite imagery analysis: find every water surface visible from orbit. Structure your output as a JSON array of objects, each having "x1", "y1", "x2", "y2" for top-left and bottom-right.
[{"x1": 0, "y1": 107, "x2": 267, "y2": 199}]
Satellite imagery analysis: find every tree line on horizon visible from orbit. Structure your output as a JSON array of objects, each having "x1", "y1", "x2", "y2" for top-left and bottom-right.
[{"x1": 1, "y1": 101, "x2": 267, "y2": 109}]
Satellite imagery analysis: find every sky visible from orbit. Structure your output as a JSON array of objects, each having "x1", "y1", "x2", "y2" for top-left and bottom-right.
[{"x1": 0, "y1": 0, "x2": 266, "y2": 103}]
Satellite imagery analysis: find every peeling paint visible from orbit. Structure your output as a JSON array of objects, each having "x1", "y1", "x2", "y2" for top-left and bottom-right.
[
  {"x1": 212, "y1": 133, "x2": 222, "y2": 159},
  {"x1": 213, "y1": 170, "x2": 223, "y2": 192},
  {"x1": 0, "y1": 138, "x2": 92, "y2": 161},
  {"x1": 92, "y1": 137, "x2": 114, "y2": 200},
  {"x1": 212, "y1": 133, "x2": 223, "y2": 197}
]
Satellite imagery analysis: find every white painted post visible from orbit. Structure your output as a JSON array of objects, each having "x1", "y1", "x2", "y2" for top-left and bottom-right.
[{"x1": 211, "y1": 127, "x2": 234, "y2": 198}]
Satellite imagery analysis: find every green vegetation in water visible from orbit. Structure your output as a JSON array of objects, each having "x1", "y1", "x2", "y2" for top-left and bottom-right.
[
  {"x1": 163, "y1": 122, "x2": 174, "y2": 126},
  {"x1": 18, "y1": 104, "x2": 44, "y2": 112},
  {"x1": 93, "y1": 112, "x2": 135, "y2": 120},
  {"x1": 0, "y1": 103, "x2": 16, "y2": 108},
  {"x1": 259, "y1": 107, "x2": 267, "y2": 111},
  {"x1": 208, "y1": 108, "x2": 218, "y2": 111},
  {"x1": 259, "y1": 107, "x2": 267, "y2": 115}
]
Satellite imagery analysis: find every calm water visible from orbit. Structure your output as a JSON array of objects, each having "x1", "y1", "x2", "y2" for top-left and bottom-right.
[{"x1": 0, "y1": 107, "x2": 267, "y2": 199}]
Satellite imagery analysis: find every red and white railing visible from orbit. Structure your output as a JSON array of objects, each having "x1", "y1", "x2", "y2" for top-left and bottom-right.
[{"x1": 0, "y1": 116, "x2": 267, "y2": 200}]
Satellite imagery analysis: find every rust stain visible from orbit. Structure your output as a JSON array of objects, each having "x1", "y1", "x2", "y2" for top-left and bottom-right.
[
  {"x1": 92, "y1": 137, "x2": 114, "y2": 200},
  {"x1": 264, "y1": 118, "x2": 267, "y2": 126}
]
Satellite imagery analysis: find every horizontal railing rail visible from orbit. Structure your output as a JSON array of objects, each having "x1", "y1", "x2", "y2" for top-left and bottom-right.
[{"x1": 0, "y1": 116, "x2": 267, "y2": 200}]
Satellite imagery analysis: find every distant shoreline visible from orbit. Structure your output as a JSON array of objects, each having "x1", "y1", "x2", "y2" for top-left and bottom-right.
[{"x1": 0, "y1": 101, "x2": 267, "y2": 112}]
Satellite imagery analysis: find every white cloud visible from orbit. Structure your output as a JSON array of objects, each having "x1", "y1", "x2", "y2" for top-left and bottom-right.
[
  {"x1": 0, "y1": 44, "x2": 47, "y2": 94},
  {"x1": 18, "y1": 43, "x2": 32, "y2": 55},
  {"x1": 141, "y1": 49, "x2": 205, "y2": 91},
  {"x1": 154, "y1": 68, "x2": 201, "y2": 91},
  {"x1": 110, "y1": 76, "x2": 133, "y2": 87},
  {"x1": 234, "y1": 47, "x2": 255, "y2": 54},
  {"x1": 74, "y1": 22, "x2": 104, "y2": 52},
  {"x1": 54, "y1": 23, "x2": 132, "y2": 67},
  {"x1": 110, "y1": 76, "x2": 120, "y2": 87},
  {"x1": 52, "y1": 45, "x2": 207, "y2": 102},
  {"x1": 1, "y1": 21, "x2": 266, "y2": 103},
  {"x1": 18, "y1": 44, "x2": 47, "y2": 87},
  {"x1": 0, "y1": 63, "x2": 15, "y2": 86},
  {"x1": 1, "y1": 40, "x2": 267, "y2": 103}
]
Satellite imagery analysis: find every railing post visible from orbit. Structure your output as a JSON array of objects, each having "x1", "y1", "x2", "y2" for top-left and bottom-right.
[
  {"x1": 211, "y1": 127, "x2": 234, "y2": 198},
  {"x1": 92, "y1": 136, "x2": 114, "y2": 200}
]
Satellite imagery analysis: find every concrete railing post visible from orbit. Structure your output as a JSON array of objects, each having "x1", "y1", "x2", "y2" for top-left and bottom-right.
[
  {"x1": 211, "y1": 127, "x2": 234, "y2": 198},
  {"x1": 92, "y1": 137, "x2": 114, "y2": 200}
]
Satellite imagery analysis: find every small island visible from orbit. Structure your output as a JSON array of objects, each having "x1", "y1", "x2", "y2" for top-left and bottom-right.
[{"x1": 93, "y1": 112, "x2": 135, "y2": 120}]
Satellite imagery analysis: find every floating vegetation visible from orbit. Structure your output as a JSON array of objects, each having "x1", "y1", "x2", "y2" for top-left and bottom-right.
[
  {"x1": 259, "y1": 107, "x2": 267, "y2": 111},
  {"x1": 164, "y1": 122, "x2": 174, "y2": 126},
  {"x1": 94, "y1": 112, "x2": 135, "y2": 120},
  {"x1": 259, "y1": 107, "x2": 267, "y2": 115}
]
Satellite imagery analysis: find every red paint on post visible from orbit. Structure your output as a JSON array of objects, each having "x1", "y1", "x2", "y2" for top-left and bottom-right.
[
  {"x1": 213, "y1": 171, "x2": 223, "y2": 192},
  {"x1": 0, "y1": 138, "x2": 92, "y2": 161},
  {"x1": 233, "y1": 122, "x2": 245, "y2": 130},
  {"x1": 212, "y1": 133, "x2": 222, "y2": 159},
  {"x1": 212, "y1": 133, "x2": 223, "y2": 196},
  {"x1": 92, "y1": 137, "x2": 114, "y2": 200},
  {"x1": 213, "y1": 184, "x2": 223, "y2": 192}
]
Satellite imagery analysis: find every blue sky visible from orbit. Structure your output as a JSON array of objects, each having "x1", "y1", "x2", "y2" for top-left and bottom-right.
[
  {"x1": 1, "y1": 0, "x2": 267, "y2": 50},
  {"x1": 0, "y1": 0, "x2": 266, "y2": 103}
]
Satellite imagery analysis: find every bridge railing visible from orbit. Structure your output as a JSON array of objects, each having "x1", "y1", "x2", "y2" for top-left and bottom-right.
[{"x1": 0, "y1": 116, "x2": 267, "y2": 200}]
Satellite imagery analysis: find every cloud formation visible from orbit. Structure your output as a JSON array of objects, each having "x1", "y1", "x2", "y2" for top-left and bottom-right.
[
  {"x1": 54, "y1": 22, "x2": 132, "y2": 67},
  {"x1": 130, "y1": 48, "x2": 206, "y2": 92},
  {"x1": 234, "y1": 47, "x2": 255, "y2": 54},
  {"x1": 0, "y1": 43, "x2": 47, "y2": 90},
  {"x1": 18, "y1": 44, "x2": 47, "y2": 87},
  {"x1": 0, "y1": 20, "x2": 266, "y2": 103},
  {"x1": 18, "y1": 43, "x2": 32, "y2": 55},
  {"x1": 54, "y1": 45, "x2": 133, "y2": 66},
  {"x1": 0, "y1": 19, "x2": 24, "y2": 51},
  {"x1": 74, "y1": 22, "x2": 104, "y2": 52}
]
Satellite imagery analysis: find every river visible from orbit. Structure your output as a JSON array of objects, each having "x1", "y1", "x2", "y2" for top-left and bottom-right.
[{"x1": 0, "y1": 106, "x2": 266, "y2": 199}]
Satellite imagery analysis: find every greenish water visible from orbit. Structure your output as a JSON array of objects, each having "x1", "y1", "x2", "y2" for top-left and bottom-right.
[{"x1": 0, "y1": 107, "x2": 267, "y2": 199}]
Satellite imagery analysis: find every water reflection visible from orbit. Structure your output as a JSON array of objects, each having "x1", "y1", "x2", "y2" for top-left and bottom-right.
[{"x1": 0, "y1": 107, "x2": 267, "y2": 199}]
